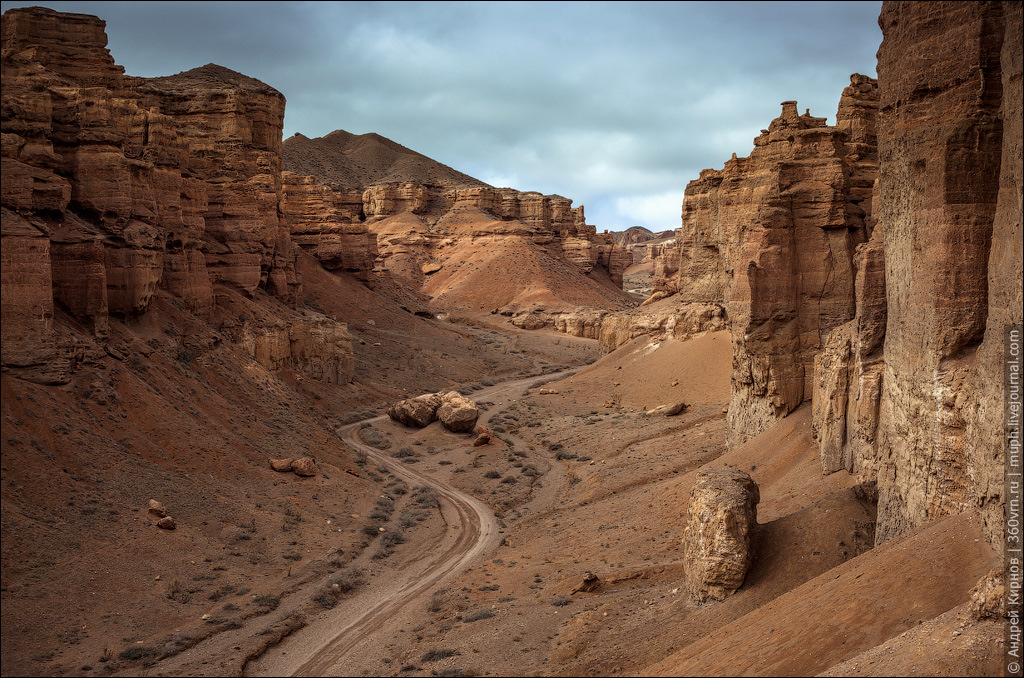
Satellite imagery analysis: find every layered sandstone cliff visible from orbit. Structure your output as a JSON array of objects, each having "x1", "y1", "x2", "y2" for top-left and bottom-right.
[
  {"x1": 551, "y1": 77, "x2": 880, "y2": 394},
  {"x1": 283, "y1": 133, "x2": 634, "y2": 309},
  {"x1": 0, "y1": 7, "x2": 355, "y2": 384},
  {"x1": 813, "y1": 0, "x2": 1022, "y2": 547}
]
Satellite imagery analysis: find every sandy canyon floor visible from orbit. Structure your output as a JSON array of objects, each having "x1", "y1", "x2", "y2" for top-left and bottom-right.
[{"x1": 46, "y1": 324, "x2": 997, "y2": 678}]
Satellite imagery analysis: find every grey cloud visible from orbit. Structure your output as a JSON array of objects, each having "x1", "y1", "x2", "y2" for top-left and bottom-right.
[{"x1": 1, "y1": 0, "x2": 883, "y2": 230}]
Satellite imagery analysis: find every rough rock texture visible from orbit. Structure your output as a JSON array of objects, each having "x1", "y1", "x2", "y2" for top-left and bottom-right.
[
  {"x1": 970, "y1": 568, "x2": 1006, "y2": 620},
  {"x1": 283, "y1": 134, "x2": 634, "y2": 305},
  {"x1": 683, "y1": 468, "x2": 760, "y2": 604},
  {"x1": 642, "y1": 78, "x2": 880, "y2": 446},
  {"x1": 1, "y1": 6, "x2": 356, "y2": 386},
  {"x1": 546, "y1": 300, "x2": 727, "y2": 352},
  {"x1": 280, "y1": 172, "x2": 376, "y2": 283},
  {"x1": 473, "y1": 426, "x2": 492, "y2": 447},
  {"x1": 269, "y1": 458, "x2": 295, "y2": 472},
  {"x1": 437, "y1": 391, "x2": 480, "y2": 432},
  {"x1": 869, "y1": 1, "x2": 1021, "y2": 546},
  {"x1": 290, "y1": 456, "x2": 318, "y2": 477},
  {"x1": 387, "y1": 392, "x2": 444, "y2": 428},
  {"x1": 221, "y1": 314, "x2": 354, "y2": 385},
  {"x1": 645, "y1": 401, "x2": 687, "y2": 417},
  {"x1": 811, "y1": 221, "x2": 886, "y2": 477},
  {"x1": 1, "y1": 209, "x2": 55, "y2": 374},
  {"x1": 810, "y1": 1, "x2": 1022, "y2": 550}
]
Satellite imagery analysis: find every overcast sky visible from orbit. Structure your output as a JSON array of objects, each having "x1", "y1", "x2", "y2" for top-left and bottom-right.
[{"x1": 2, "y1": 1, "x2": 883, "y2": 231}]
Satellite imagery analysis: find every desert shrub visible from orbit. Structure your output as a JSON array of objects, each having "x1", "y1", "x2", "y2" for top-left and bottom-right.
[
  {"x1": 118, "y1": 646, "x2": 154, "y2": 661},
  {"x1": 208, "y1": 584, "x2": 236, "y2": 601},
  {"x1": 422, "y1": 648, "x2": 460, "y2": 662},
  {"x1": 253, "y1": 594, "x2": 280, "y2": 613},
  {"x1": 166, "y1": 579, "x2": 190, "y2": 604},
  {"x1": 362, "y1": 524, "x2": 382, "y2": 538},
  {"x1": 462, "y1": 609, "x2": 494, "y2": 623},
  {"x1": 380, "y1": 531, "x2": 406, "y2": 548},
  {"x1": 555, "y1": 450, "x2": 577, "y2": 460},
  {"x1": 331, "y1": 569, "x2": 363, "y2": 593},
  {"x1": 551, "y1": 594, "x2": 572, "y2": 607},
  {"x1": 315, "y1": 588, "x2": 340, "y2": 609},
  {"x1": 393, "y1": 447, "x2": 416, "y2": 458},
  {"x1": 359, "y1": 428, "x2": 391, "y2": 450},
  {"x1": 483, "y1": 470, "x2": 501, "y2": 479},
  {"x1": 500, "y1": 476, "x2": 517, "y2": 484},
  {"x1": 413, "y1": 486, "x2": 439, "y2": 508}
]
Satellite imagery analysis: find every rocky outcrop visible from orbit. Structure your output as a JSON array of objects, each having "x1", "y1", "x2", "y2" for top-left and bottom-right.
[
  {"x1": 808, "y1": 1, "x2": 1022, "y2": 551},
  {"x1": 535, "y1": 299, "x2": 726, "y2": 352},
  {"x1": 387, "y1": 392, "x2": 445, "y2": 428},
  {"x1": 386, "y1": 390, "x2": 480, "y2": 432},
  {"x1": 815, "y1": 0, "x2": 1022, "y2": 548},
  {"x1": 437, "y1": 391, "x2": 480, "y2": 432},
  {"x1": 280, "y1": 172, "x2": 377, "y2": 284},
  {"x1": 683, "y1": 468, "x2": 760, "y2": 604},
  {"x1": 290, "y1": 456, "x2": 318, "y2": 477},
  {"x1": 221, "y1": 314, "x2": 354, "y2": 384},
  {"x1": 640, "y1": 77, "x2": 880, "y2": 447},
  {"x1": 1, "y1": 6, "x2": 358, "y2": 385},
  {"x1": 367, "y1": 184, "x2": 631, "y2": 288},
  {"x1": 283, "y1": 134, "x2": 634, "y2": 303},
  {"x1": 1, "y1": 209, "x2": 55, "y2": 375}
]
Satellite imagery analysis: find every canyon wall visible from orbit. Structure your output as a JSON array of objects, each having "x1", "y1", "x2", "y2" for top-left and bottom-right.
[
  {"x1": 572, "y1": 77, "x2": 880, "y2": 427},
  {"x1": 0, "y1": 7, "x2": 358, "y2": 384},
  {"x1": 282, "y1": 135, "x2": 634, "y2": 302},
  {"x1": 813, "y1": 0, "x2": 1022, "y2": 547}
]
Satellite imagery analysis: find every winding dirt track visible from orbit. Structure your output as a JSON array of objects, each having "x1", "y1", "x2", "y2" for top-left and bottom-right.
[{"x1": 286, "y1": 371, "x2": 575, "y2": 676}]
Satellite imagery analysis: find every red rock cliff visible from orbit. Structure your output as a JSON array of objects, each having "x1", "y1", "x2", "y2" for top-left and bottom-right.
[
  {"x1": 813, "y1": 0, "x2": 1022, "y2": 547},
  {"x1": 645, "y1": 77, "x2": 880, "y2": 446},
  {"x1": 0, "y1": 7, "x2": 357, "y2": 384}
]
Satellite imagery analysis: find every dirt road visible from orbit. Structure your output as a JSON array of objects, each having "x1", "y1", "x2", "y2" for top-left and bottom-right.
[{"x1": 253, "y1": 370, "x2": 577, "y2": 676}]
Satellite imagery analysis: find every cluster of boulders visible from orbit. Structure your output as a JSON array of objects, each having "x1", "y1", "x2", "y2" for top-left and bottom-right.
[
  {"x1": 148, "y1": 499, "x2": 176, "y2": 530},
  {"x1": 386, "y1": 391, "x2": 479, "y2": 432},
  {"x1": 268, "y1": 456, "x2": 319, "y2": 477}
]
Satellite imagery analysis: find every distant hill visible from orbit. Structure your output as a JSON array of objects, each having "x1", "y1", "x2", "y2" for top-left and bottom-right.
[
  {"x1": 283, "y1": 130, "x2": 489, "y2": 188},
  {"x1": 612, "y1": 226, "x2": 674, "y2": 246}
]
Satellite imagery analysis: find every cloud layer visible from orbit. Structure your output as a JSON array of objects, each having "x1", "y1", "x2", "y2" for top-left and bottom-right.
[{"x1": 1, "y1": 1, "x2": 883, "y2": 231}]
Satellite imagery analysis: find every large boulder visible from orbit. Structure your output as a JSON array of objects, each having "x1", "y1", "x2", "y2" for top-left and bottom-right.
[
  {"x1": 683, "y1": 467, "x2": 759, "y2": 604},
  {"x1": 269, "y1": 457, "x2": 294, "y2": 472},
  {"x1": 437, "y1": 391, "x2": 480, "y2": 432},
  {"x1": 291, "y1": 456, "x2": 318, "y2": 477},
  {"x1": 386, "y1": 392, "x2": 443, "y2": 428}
]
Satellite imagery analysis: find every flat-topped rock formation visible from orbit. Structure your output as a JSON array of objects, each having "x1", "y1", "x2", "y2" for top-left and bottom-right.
[
  {"x1": 282, "y1": 133, "x2": 634, "y2": 312},
  {"x1": 0, "y1": 6, "x2": 355, "y2": 384}
]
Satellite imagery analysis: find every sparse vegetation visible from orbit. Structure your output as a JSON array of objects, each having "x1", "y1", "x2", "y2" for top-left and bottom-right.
[
  {"x1": 118, "y1": 646, "x2": 155, "y2": 661},
  {"x1": 253, "y1": 594, "x2": 281, "y2": 613},
  {"x1": 166, "y1": 579, "x2": 190, "y2": 604},
  {"x1": 462, "y1": 608, "x2": 494, "y2": 623},
  {"x1": 422, "y1": 648, "x2": 460, "y2": 662}
]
